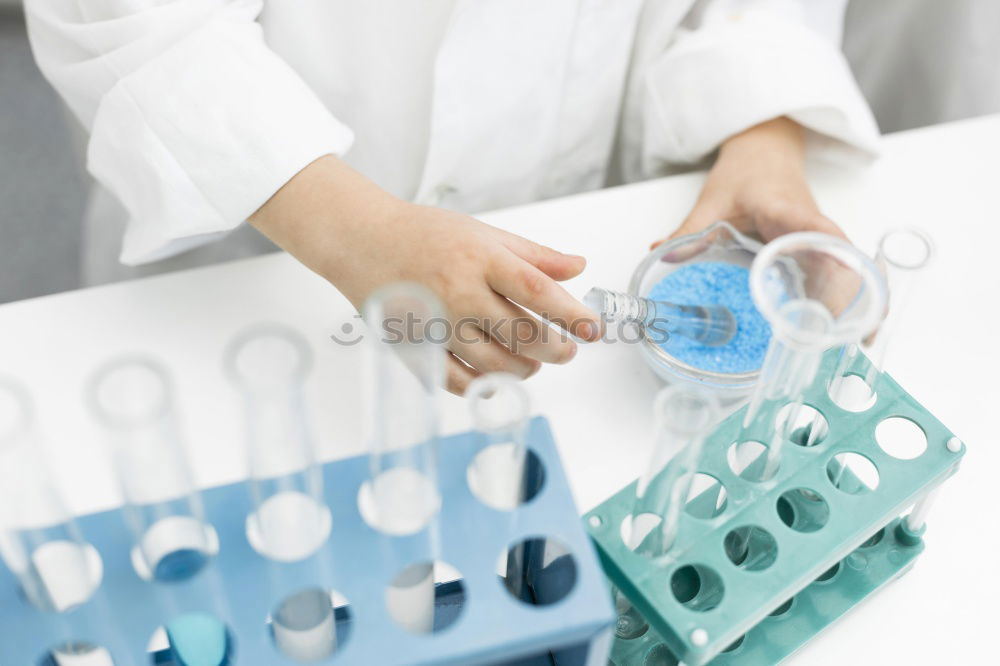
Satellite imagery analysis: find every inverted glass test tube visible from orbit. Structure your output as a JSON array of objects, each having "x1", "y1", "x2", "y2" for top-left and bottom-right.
[
  {"x1": 225, "y1": 324, "x2": 331, "y2": 563},
  {"x1": 629, "y1": 386, "x2": 720, "y2": 558},
  {"x1": 735, "y1": 233, "x2": 889, "y2": 481},
  {"x1": 0, "y1": 378, "x2": 100, "y2": 612},
  {"x1": 465, "y1": 373, "x2": 532, "y2": 511},
  {"x1": 89, "y1": 357, "x2": 215, "y2": 582},
  {"x1": 828, "y1": 228, "x2": 935, "y2": 408},
  {"x1": 363, "y1": 283, "x2": 447, "y2": 634},
  {"x1": 362, "y1": 283, "x2": 445, "y2": 536},
  {"x1": 613, "y1": 386, "x2": 719, "y2": 639}
]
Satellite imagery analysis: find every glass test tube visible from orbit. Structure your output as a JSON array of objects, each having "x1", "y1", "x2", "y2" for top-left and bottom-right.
[
  {"x1": 735, "y1": 233, "x2": 889, "y2": 481},
  {"x1": 466, "y1": 374, "x2": 536, "y2": 609},
  {"x1": 363, "y1": 283, "x2": 446, "y2": 634},
  {"x1": 875, "y1": 229, "x2": 936, "y2": 529},
  {"x1": 89, "y1": 357, "x2": 215, "y2": 582},
  {"x1": 0, "y1": 378, "x2": 100, "y2": 612},
  {"x1": 628, "y1": 386, "x2": 721, "y2": 557},
  {"x1": 362, "y1": 282, "x2": 445, "y2": 534},
  {"x1": 584, "y1": 287, "x2": 737, "y2": 346},
  {"x1": 465, "y1": 373, "x2": 531, "y2": 510},
  {"x1": 225, "y1": 324, "x2": 330, "y2": 563},
  {"x1": 829, "y1": 228, "x2": 934, "y2": 409},
  {"x1": 613, "y1": 386, "x2": 719, "y2": 639}
]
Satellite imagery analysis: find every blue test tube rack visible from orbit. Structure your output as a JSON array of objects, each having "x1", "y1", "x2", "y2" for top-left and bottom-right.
[
  {"x1": 0, "y1": 417, "x2": 614, "y2": 665},
  {"x1": 584, "y1": 351, "x2": 965, "y2": 665}
]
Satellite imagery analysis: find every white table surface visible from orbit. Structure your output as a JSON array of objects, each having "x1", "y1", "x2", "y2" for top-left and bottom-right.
[{"x1": 2, "y1": 115, "x2": 998, "y2": 664}]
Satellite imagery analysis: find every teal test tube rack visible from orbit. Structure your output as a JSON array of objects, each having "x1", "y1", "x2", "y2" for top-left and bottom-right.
[
  {"x1": 0, "y1": 417, "x2": 614, "y2": 665},
  {"x1": 584, "y1": 351, "x2": 965, "y2": 665}
]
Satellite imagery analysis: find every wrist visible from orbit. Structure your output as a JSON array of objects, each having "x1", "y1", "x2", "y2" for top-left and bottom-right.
[
  {"x1": 250, "y1": 155, "x2": 406, "y2": 284},
  {"x1": 718, "y1": 116, "x2": 807, "y2": 171}
]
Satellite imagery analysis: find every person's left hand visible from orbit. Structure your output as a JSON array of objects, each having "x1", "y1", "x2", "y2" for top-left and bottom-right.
[{"x1": 652, "y1": 117, "x2": 847, "y2": 248}]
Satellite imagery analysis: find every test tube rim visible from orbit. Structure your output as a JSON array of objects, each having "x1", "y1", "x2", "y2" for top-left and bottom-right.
[
  {"x1": 465, "y1": 372, "x2": 531, "y2": 433},
  {"x1": 223, "y1": 322, "x2": 314, "y2": 390},
  {"x1": 652, "y1": 385, "x2": 722, "y2": 438},
  {"x1": 749, "y1": 232, "x2": 889, "y2": 348},
  {"x1": 877, "y1": 227, "x2": 935, "y2": 272},
  {"x1": 87, "y1": 354, "x2": 175, "y2": 430}
]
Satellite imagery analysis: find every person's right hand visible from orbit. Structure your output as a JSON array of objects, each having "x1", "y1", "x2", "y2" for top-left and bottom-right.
[{"x1": 250, "y1": 156, "x2": 600, "y2": 394}]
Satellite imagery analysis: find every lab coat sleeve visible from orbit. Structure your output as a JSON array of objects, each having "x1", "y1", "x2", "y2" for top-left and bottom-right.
[
  {"x1": 641, "y1": 0, "x2": 880, "y2": 171},
  {"x1": 24, "y1": 0, "x2": 354, "y2": 265}
]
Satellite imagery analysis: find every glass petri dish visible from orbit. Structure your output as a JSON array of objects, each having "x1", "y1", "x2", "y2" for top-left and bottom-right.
[{"x1": 627, "y1": 221, "x2": 764, "y2": 404}]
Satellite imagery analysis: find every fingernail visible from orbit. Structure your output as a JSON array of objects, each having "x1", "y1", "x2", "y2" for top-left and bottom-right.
[{"x1": 577, "y1": 320, "x2": 599, "y2": 342}]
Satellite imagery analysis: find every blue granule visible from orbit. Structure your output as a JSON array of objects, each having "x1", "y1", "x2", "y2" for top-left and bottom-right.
[{"x1": 647, "y1": 262, "x2": 771, "y2": 374}]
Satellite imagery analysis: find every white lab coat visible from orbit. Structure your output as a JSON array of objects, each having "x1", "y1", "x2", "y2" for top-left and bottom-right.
[{"x1": 24, "y1": 0, "x2": 878, "y2": 281}]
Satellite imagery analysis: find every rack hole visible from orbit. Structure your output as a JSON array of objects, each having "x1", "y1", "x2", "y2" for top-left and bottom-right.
[
  {"x1": 614, "y1": 590, "x2": 649, "y2": 639},
  {"x1": 131, "y1": 519, "x2": 218, "y2": 583},
  {"x1": 685, "y1": 473, "x2": 728, "y2": 519},
  {"x1": 619, "y1": 513, "x2": 663, "y2": 552},
  {"x1": 643, "y1": 644, "x2": 679, "y2": 666},
  {"x1": 670, "y1": 564, "x2": 724, "y2": 612},
  {"x1": 875, "y1": 417, "x2": 927, "y2": 460},
  {"x1": 769, "y1": 598, "x2": 794, "y2": 616},
  {"x1": 467, "y1": 445, "x2": 545, "y2": 510},
  {"x1": 148, "y1": 612, "x2": 236, "y2": 665},
  {"x1": 776, "y1": 488, "x2": 829, "y2": 533},
  {"x1": 826, "y1": 452, "x2": 880, "y2": 495},
  {"x1": 615, "y1": 613, "x2": 649, "y2": 640},
  {"x1": 39, "y1": 641, "x2": 114, "y2": 666},
  {"x1": 829, "y1": 373, "x2": 877, "y2": 412},
  {"x1": 721, "y1": 635, "x2": 745, "y2": 653},
  {"x1": 269, "y1": 588, "x2": 352, "y2": 661},
  {"x1": 587, "y1": 515, "x2": 603, "y2": 528},
  {"x1": 859, "y1": 528, "x2": 885, "y2": 549},
  {"x1": 499, "y1": 536, "x2": 577, "y2": 606},
  {"x1": 723, "y1": 526, "x2": 778, "y2": 571},
  {"x1": 386, "y1": 561, "x2": 465, "y2": 634},
  {"x1": 815, "y1": 562, "x2": 840, "y2": 583},
  {"x1": 777, "y1": 404, "x2": 829, "y2": 447},
  {"x1": 726, "y1": 440, "x2": 776, "y2": 481}
]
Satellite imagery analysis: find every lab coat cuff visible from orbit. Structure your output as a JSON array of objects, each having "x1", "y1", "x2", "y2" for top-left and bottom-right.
[
  {"x1": 642, "y1": 17, "x2": 880, "y2": 170},
  {"x1": 86, "y1": 19, "x2": 354, "y2": 265}
]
